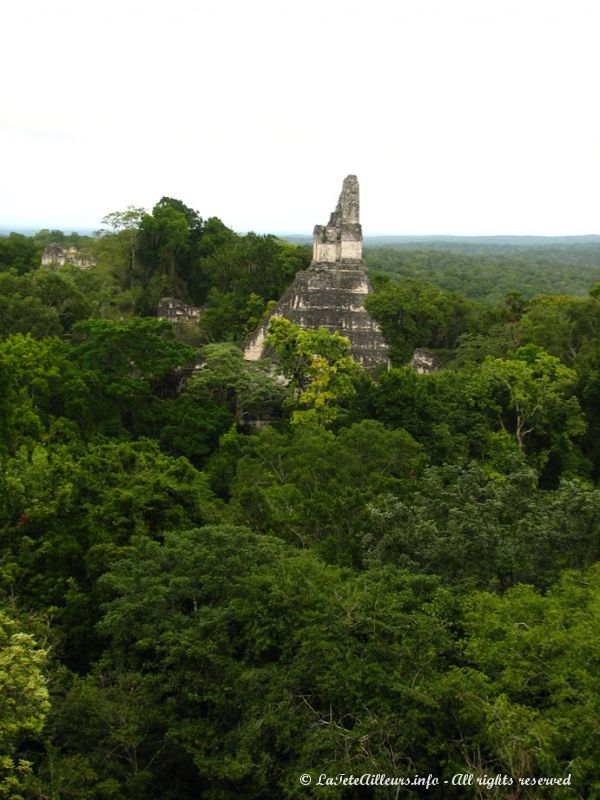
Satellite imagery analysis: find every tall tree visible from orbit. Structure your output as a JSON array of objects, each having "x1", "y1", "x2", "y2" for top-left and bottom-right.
[
  {"x1": 266, "y1": 318, "x2": 362, "y2": 427},
  {"x1": 99, "y1": 206, "x2": 146, "y2": 290}
]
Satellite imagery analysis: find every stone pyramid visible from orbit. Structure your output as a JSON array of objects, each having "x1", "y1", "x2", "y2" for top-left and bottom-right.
[{"x1": 244, "y1": 175, "x2": 389, "y2": 370}]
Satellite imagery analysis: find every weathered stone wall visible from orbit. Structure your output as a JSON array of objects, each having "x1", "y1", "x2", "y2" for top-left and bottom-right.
[
  {"x1": 157, "y1": 297, "x2": 202, "y2": 324},
  {"x1": 409, "y1": 348, "x2": 439, "y2": 374},
  {"x1": 312, "y1": 175, "x2": 363, "y2": 263},
  {"x1": 244, "y1": 175, "x2": 388, "y2": 371},
  {"x1": 41, "y1": 245, "x2": 94, "y2": 269}
]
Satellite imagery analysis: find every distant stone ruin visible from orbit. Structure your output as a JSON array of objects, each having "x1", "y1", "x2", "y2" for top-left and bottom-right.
[
  {"x1": 409, "y1": 349, "x2": 439, "y2": 374},
  {"x1": 244, "y1": 175, "x2": 389, "y2": 370},
  {"x1": 41, "y1": 244, "x2": 94, "y2": 269},
  {"x1": 157, "y1": 297, "x2": 203, "y2": 325}
]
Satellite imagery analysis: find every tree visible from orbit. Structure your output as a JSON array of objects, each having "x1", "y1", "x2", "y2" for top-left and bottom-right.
[
  {"x1": 450, "y1": 565, "x2": 600, "y2": 795},
  {"x1": 138, "y1": 205, "x2": 191, "y2": 284},
  {"x1": 469, "y1": 346, "x2": 585, "y2": 478},
  {"x1": 266, "y1": 318, "x2": 362, "y2": 427},
  {"x1": 91, "y1": 526, "x2": 452, "y2": 798},
  {"x1": 0, "y1": 270, "x2": 91, "y2": 339},
  {"x1": 195, "y1": 234, "x2": 310, "y2": 340},
  {"x1": 364, "y1": 459, "x2": 600, "y2": 589},
  {"x1": 0, "y1": 233, "x2": 42, "y2": 274},
  {"x1": 365, "y1": 279, "x2": 485, "y2": 364},
  {"x1": 372, "y1": 364, "x2": 494, "y2": 464},
  {"x1": 70, "y1": 318, "x2": 195, "y2": 436},
  {"x1": 0, "y1": 439, "x2": 220, "y2": 669},
  {"x1": 98, "y1": 206, "x2": 146, "y2": 290},
  {"x1": 0, "y1": 276, "x2": 62, "y2": 340},
  {"x1": 0, "y1": 333, "x2": 87, "y2": 453},
  {"x1": 188, "y1": 343, "x2": 286, "y2": 427},
  {"x1": 228, "y1": 419, "x2": 425, "y2": 564},
  {"x1": 520, "y1": 294, "x2": 600, "y2": 365},
  {"x1": 0, "y1": 608, "x2": 49, "y2": 799},
  {"x1": 452, "y1": 322, "x2": 519, "y2": 367}
]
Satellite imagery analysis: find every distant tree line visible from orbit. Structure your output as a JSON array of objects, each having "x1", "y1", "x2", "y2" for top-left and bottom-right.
[{"x1": 365, "y1": 243, "x2": 600, "y2": 304}]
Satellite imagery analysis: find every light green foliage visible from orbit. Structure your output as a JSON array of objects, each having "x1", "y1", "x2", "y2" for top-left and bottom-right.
[
  {"x1": 97, "y1": 207, "x2": 146, "y2": 291},
  {"x1": 266, "y1": 317, "x2": 362, "y2": 427},
  {"x1": 0, "y1": 609, "x2": 49, "y2": 799},
  {"x1": 90, "y1": 207, "x2": 148, "y2": 314}
]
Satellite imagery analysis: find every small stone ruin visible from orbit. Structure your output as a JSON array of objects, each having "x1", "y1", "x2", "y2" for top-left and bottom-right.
[
  {"x1": 41, "y1": 244, "x2": 94, "y2": 269},
  {"x1": 409, "y1": 349, "x2": 439, "y2": 374},
  {"x1": 157, "y1": 297, "x2": 203, "y2": 325}
]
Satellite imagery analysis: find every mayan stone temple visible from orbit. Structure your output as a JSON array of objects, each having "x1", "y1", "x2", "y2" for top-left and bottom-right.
[{"x1": 244, "y1": 175, "x2": 389, "y2": 370}]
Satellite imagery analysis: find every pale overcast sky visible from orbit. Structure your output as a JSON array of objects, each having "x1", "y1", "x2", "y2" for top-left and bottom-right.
[{"x1": 1, "y1": 0, "x2": 599, "y2": 235}]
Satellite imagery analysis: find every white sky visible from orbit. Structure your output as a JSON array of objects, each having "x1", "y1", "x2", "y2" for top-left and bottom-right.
[{"x1": 1, "y1": 0, "x2": 599, "y2": 235}]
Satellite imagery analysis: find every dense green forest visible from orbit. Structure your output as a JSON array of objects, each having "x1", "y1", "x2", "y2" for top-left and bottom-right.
[
  {"x1": 364, "y1": 241, "x2": 600, "y2": 305},
  {"x1": 2, "y1": 202, "x2": 600, "y2": 798}
]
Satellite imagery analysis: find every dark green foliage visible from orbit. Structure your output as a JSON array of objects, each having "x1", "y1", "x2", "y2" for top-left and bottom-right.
[
  {"x1": 228, "y1": 419, "x2": 425, "y2": 565},
  {"x1": 87, "y1": 527, "x2": 452, "y2": 799},
  {"x1": 196, "y1": 235, "x2": 310, "y2": 342},
  {"x1": 365, "y1": 243, "x2": 600, "y2": 305},
  {"x1": 132, "y1": 199, "x2": 310, "y2": 340},
  {"x1": 0, "y1": 333, "x2": 89, "y2": 452},
  {"x1": 451, "y1": 321, "x2": 519, "y2": 366},
  {"x1": 0, "y1": 439, "x2": 219, "y2": 669},
  {"x1": 452, "y1": 565, "x2": 600, "y2": 795},
  {"x1": 33, "y1": 229, "x2": 92, "y2": 249},
  {"x1": 371, "y1": 348, "x2": 587, "y2": 482},
  {"x1": 69, "y1": 318, "x2": 195, "y2": 436},
  {"x1": 0, "y1": 270, "x2": 91, "y2": 338},
  {"x1": 188, "y1": 343, "x2": 286, "y2": 426},
  {"x1": 0, "y1": 232, "x2": 42, "y2": 273},
  {"x1": 4, "y1": 221, "x2": 600, "y2": 797},
  {"x1": 364, "y1": 461, "x2": 600, "y2": 589},
  {"x1": 520, "y1": 294, "x2": 600, "y2": 365},
  {"x1": 371, "y1": 365, "x2": 491, "y2": 463},
  {"x1": 365, "y1": 278, "x2": 489, "y2": 364}
]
